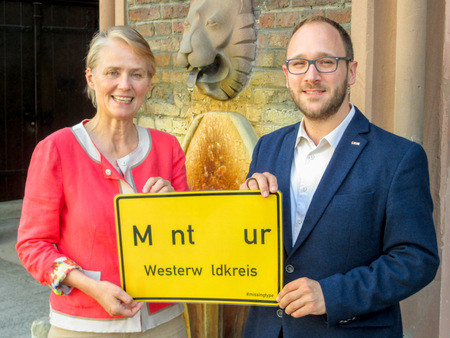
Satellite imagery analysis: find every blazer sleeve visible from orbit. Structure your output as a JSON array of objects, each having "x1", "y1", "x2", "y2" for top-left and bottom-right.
[
  {"x1": 246, "y1": 137, "x2": 263, "y2": 179},
  {"x1": 320, "y1": 142, "x2": 440, "y2": 327}
]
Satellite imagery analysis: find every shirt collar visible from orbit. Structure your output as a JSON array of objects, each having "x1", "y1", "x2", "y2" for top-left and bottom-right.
[
  {"x1": 71, "y1": 120, "x2": 151, "y2": 167},
  {"x1": 295, "y1": 104, "x2": 356, "y2": 150}
]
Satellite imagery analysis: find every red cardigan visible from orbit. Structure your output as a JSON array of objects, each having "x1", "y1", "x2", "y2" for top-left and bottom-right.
[{"x1": 16, "y1": 125, "x2": 188, "y2": 319}]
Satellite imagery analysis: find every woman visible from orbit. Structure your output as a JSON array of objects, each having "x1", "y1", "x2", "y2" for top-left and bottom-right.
[{"x1": 16, "y1": 26, "x2": 188, "y2": 336}]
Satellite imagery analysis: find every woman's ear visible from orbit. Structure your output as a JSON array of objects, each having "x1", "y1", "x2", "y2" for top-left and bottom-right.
[{"x1": 85, "y1": 67, "x2": 95, "y2": 89}]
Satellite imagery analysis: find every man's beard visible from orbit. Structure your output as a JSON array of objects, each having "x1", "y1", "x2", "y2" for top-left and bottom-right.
[{"x1": 290, "y1": 75, "x2": 348, "y2": 121}]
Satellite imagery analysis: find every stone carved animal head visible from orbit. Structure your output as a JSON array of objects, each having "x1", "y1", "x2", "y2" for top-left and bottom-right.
[{"x1": 177, "y1": 0, "x2": 256, "y2": 101}]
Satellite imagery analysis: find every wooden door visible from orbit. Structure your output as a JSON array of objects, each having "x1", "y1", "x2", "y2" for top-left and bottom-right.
[{"x1": 0, "y1": 0, "x2": 98, "y2": 201}]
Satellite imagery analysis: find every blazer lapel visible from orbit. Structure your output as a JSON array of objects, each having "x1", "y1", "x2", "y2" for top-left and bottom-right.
[
  {"x1": 291, "y1": 109, "x2": 370, "y2": 254},
  {"x1": 277, "y1": 123, "x2": 300, "y2": 254}
]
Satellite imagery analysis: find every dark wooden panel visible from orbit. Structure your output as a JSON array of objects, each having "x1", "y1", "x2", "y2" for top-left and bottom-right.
[
  {"x1": 0, "y1": 1, "x2": 35, "y2": 200},
  {"x1": 0, "y1": 0, "x2": 98, "y2": 201}
]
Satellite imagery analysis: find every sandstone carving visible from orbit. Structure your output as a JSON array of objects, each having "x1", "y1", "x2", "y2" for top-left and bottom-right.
[
  {"x1": 177, "y1": 0, "x2": 256, "y2": 100},
  {"x1": 182, "y1": 112, "x2": 257, "y2": 191}
]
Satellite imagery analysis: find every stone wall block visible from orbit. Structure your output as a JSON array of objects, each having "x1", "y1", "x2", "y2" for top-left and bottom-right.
[
  {"x1": 293, "y1": 0, "x2": 341, "y2": 6},
  {"x1": 262, "y1": 107, "x2": 301, "y2": 124},
  {"x1": 150, "y1": 37, "x2": 180, "y2": 52},
  {"x1": 151, "y1": 102, "x2": 181, "y2": 117},
  {"x1": 255, "y1": 0, "x2": 290, "y2": 11},
  {"x1": 161, "y1": 3, "x2": 190, "y2": 19},
  {"x1": 154, "y1": 53, "x2": 171, "y2": 67},
  {"x1": 257, "y1": 13, "x2": 275, "y2": 29},
  {"x1": 129, "y1": 6, "x2": 160, "y2": 22},
  {"x1": 327, "y1": 7, "x2": 351, "y2": 24},
  {"x1": 268, "y1": 32, "x2": 290, "y2": 48},
  {"x1": 250, "y1": 71, "x2": 286, "y2": 87},
  {"x1": 275, "y1": 11, "x2": 299, "y2": 28},
  {"x1": 154, "y1": 117, "x2": 174, "y2": 133},
  {"x1": 255, "y1": 51, "x2": 275, "y2": 68},
  {"x1": 161, "y1": 70, "x2": 188, "y2": 84},
  {"x1": 134, "y1": 23, "x2": 154, "y2": 37},
  {"x1": 173, "y1": 118, "x2": 190, "y2": 135},
  {"x1": 137, "y1": 115, "x2": 156, "y2": 129},
  {"x1": 299, "y1": 9, "x2": 326, "y2": 20},
  {"x1": 154, "y1": 21, "x2": 172, "y2": 36}
]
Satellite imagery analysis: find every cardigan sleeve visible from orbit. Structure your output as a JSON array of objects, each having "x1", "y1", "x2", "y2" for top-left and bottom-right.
[
  {"x1": 169, "y1": 134, "x2": 189, "y2": 192},
  {"x1": 16, "y1": 137, "x2": 81, "y2": 295}
]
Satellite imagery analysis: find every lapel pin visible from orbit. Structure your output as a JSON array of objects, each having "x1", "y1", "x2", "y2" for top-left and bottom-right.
[{"x1": 351, "y1": 141, "x2": 360, "y2": 146}]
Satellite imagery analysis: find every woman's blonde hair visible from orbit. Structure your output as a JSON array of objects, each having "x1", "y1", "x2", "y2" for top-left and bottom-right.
[{"x1": 85, "y1": 26, "x2": 156, "y2": 108}]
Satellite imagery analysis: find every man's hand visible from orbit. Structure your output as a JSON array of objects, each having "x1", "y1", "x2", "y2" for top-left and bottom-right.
[
  {"x1": 239, "y1": 172, "x2": 278, "y2": 198},
  {"x1": 277, "y1": 277, "x2": 326, "y2": 318}
]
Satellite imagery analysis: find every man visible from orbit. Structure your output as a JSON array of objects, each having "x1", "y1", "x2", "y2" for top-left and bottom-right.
[{"x1": 241, "y1": 16, "x2": 439, "y2": 337}]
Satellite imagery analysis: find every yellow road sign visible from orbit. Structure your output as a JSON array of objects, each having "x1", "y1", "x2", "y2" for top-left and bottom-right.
[{"x1": 115, "y1": 190, "x2": 283, "y2": 306}]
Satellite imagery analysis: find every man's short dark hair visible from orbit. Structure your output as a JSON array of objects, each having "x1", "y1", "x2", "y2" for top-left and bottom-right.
[{"x1": 291, "y1": 16, "x2": 354, "y2": 61}]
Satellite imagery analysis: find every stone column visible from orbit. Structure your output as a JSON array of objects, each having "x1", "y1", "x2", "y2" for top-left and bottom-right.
[
  {"x1": 393, "y1": 0, "x2": 427, "y2": 143},
  {"x1": 99, "y1": 0, "x2": 125, "y2": 30},
  {"x1": 351, "y1": 0, "x2": 397, "y2": 131}
]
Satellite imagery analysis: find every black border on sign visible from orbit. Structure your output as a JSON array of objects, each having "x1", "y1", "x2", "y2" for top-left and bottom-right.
[{"x1": 115, "y1": 190, "x2": 282, "y2": 305}]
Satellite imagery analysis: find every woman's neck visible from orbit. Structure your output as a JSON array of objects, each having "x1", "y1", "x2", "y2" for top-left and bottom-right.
[{"x1": 84, "y1": 116, "x2": 139, "y2": 164}]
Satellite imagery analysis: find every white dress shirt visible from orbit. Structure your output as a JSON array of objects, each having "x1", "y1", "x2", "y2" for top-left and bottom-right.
[{"x1": 290, "y1": 105, "x2": 356, "y2": 246}]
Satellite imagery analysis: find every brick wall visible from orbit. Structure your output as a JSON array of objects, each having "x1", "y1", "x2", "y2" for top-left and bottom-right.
[{"x1": 127, "y1": 0, "x2": 352, "y2": 142}]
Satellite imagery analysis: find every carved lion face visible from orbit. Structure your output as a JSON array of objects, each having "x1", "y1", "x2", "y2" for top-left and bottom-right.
[{"x1": 177, "y1": 0, "x2": 256, "y2": 101}]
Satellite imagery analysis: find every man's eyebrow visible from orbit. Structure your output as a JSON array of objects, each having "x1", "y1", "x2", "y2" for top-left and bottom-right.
[{"x1": 289, "y1": 52, "x2": 335, "y2": 59}]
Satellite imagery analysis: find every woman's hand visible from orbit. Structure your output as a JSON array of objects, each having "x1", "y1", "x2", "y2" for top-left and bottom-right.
[
  {"x1": 63, "y1": 269, "x2": 143, "y2": 318},
  {"x1": 93, "y1": 280, "x2": 144, "y2": 317},
  {"x1": 142, "y1": 177, "x2": 174, "y2": 193}
]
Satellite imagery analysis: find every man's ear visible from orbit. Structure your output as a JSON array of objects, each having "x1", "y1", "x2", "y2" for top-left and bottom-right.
[
  {"x1": 347, "y1": 61, "x2": 358, "y2": 86},
  {"x1": 282, "y1": 64, "x2": 290, "y2": 88}
]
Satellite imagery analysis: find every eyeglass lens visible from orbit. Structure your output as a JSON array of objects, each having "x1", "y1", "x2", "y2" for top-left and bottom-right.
[{"x1": 288, "y1": 57, "x2": 339, "y2": 74}]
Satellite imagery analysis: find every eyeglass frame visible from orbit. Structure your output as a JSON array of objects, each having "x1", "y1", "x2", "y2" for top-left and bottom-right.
[{"x1": 285, "y1": 56, "x2": 352, "y2": 75}]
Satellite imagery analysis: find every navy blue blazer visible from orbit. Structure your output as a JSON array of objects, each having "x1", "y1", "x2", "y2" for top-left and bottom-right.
[{"x1": 244, "y1": 108, "x2": 439, "y2": 337}]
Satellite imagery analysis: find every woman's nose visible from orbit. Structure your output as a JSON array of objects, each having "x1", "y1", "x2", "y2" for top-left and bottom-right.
[{"x1": 118, "y1": 74, "x2": 132, "y2": 89}]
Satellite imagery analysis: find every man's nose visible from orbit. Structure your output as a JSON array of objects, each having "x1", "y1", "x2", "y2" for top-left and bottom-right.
[{"x1": 303, "y1": 62, "x2": 321, "y2": 81}]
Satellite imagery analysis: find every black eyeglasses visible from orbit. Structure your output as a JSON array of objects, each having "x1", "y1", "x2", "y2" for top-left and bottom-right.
[{"x1": 285, "y1": 56, "x2": 352, "y2": 75}]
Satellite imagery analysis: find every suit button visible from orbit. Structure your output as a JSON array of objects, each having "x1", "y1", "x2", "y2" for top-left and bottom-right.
[
  {"x1": 277, "y1": 309, "x2": 283, "y2": 318},
  {"x1": 285, "y1": 265, "x2": 294, "y2": 273}
]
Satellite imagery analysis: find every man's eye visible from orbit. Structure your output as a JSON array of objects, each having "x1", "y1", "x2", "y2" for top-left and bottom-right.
[
  {"x1": 107, "y1": 71, "x2": 118, "y2": 76},
  {"x1": 132, "y1": 73, "x2": 143, "y2": 78},
  {"x1": 292, "y1": 60, "x2": 307, "y2": 67},
  {"x1": 319, "y1": 59, "x2": 335, "y2": 65}
]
